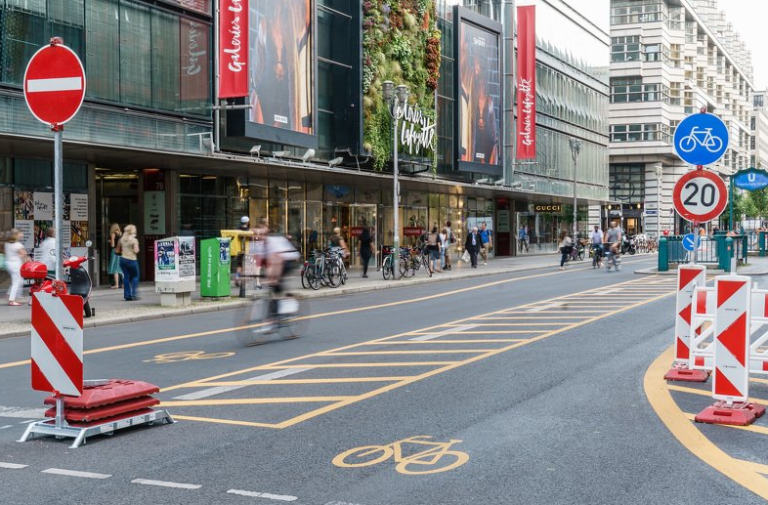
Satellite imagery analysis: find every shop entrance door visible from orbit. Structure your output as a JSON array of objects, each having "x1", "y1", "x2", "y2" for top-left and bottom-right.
[{"x1": 96, "y1": 170, "x2": 139, "y2": 285}]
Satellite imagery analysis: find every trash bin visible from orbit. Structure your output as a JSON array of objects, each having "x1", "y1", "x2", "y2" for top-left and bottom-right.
[{"x1": 200, "y1": 237, "x2": 231, "y2": 297}]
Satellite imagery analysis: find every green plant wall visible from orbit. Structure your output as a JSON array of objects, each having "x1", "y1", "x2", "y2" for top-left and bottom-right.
[{"x1": 362, "y1": 0, "x2": 441, "y2": 170}]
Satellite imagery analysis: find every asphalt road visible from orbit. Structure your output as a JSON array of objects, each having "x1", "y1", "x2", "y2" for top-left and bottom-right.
[{"x1": 0, "y1": 255, "x2": 766, "y2": 505}]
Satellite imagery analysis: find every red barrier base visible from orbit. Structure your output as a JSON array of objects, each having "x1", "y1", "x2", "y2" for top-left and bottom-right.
[
  {"x1": 695, "y1": 401, "x2": 765, "y2": 426},
  {"x1": 664, "y1": 365, "x2": 709, "y2": 382}
]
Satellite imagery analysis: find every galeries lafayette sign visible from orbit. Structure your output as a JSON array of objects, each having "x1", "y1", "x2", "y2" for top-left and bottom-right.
[
  {"x1": 218, "y1": 0, "x2": 248, "y2": 98},
  {"x1": 396, "y1": 103, "x2": 436, "y2": 156}
]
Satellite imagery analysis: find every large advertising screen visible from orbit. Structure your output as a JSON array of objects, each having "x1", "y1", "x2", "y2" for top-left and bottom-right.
[
  {"x1": 457, "y1": 15, "x2": 501, "y2": 174},
  {"x1": 248, "y1": 0, "x2": 313, "y2": 137}
]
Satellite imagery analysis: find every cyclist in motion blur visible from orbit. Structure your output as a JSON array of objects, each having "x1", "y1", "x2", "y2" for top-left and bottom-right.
[{"x1": 604, "y1": 221, "x2": 622, "y2": 272}]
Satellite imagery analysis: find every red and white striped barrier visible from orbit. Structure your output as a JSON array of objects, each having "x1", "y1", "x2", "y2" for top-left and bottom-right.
[
  {"x1": 688, "y1": 286, "x2": 715, "y2": 372},
  {"x1": 696, "y1": 275, "x2": 765, "y2": 426},
  {"x1": 31, "y1": 292, "x2": 83, "y2": 397},
  {"x1": 748, "y1": 289, "x2": 768, "y2": 375},
  {"x1": 665, "y1": 264, "x2": 708, "y2": 382}
]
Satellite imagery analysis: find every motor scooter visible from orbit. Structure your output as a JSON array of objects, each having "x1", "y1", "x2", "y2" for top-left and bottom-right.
[{"x1": 21, "y1": 255, "x2": 95, "y2": 318}]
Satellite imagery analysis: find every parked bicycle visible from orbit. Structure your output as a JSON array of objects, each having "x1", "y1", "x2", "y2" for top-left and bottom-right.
[
  {"x1": 400, "y1": 244, "x2": 433, "y2": 277},
  {"x1": 381, "y1": 245, "x2": 411, "y2": 280},
  {"x1": 301, "y1": 247, "x2": 347, "y2": 289}
]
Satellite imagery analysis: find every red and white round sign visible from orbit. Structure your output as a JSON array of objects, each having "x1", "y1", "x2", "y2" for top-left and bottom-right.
[
  {"x1": 673, "y1": 169, "x2": 728, "y2": 222},
  {"x1": 23, "y1": 42, "x2": 86, "y2": 126}
]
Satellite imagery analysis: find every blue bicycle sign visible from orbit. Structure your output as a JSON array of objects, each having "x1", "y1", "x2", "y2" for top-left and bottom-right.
[{"x1": 673, "y1": 112, "x2": 728, "y2": 166}]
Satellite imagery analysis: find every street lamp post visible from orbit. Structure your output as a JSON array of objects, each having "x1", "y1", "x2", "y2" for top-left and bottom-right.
[
  {"x1": 382, "y1": 81, "x2": 409, "y2": 279},
  {"x1": 569, "y1": 138, "x2": 582, "y2": 238},
  {"x1": 656, "y1": 164, "x2": 663, "y2": 238}
]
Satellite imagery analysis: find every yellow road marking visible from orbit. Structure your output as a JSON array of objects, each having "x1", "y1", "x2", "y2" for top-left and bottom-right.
[
  {"x1": 668, "y1": 384, "x2": 767, "y2": 404},
  {"x1": 475, "y1": 316, "x2": 591, "y2": 320},
  {"x1": 406, "y1": 330, "x2": 547, "y2": 335},
  {"x1": 321, "y1": 350, "x2": 489, "y2": 356},
  {"x1": 258, "y1": 362, "x2": 460, "y2": 368},
  {"x1": 172, "y1": 415, "x2": 281, "y2": 429},
  {"x1": 373, "y1": 339, "x2": 525, "y2": 344},
  {"x1": 161, "y1": 396, "x2": 352, "y2": 407},
  {"x1": 442, "y1": 323, "x2": 566, "y2": 327},
  {"x1": 0, "y1": 263, "x2": 620, "y2": 371},
  {"x1": 174, "y1": 377, "x2": 413, "y2": 387},
  {"x1": 683, "y1": 413, "x2": 768, "y2": 436},
  {"x1": 645, "y1": 347, "x2": 768, "y2": 500}
]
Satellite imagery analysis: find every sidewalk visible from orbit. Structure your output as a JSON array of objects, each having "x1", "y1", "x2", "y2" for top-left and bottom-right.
[{"x1": 0, "y1": 252, "x2": 576, "y2": 339}]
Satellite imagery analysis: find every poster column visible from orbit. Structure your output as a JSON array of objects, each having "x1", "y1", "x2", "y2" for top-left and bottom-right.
[{"x1": 515, "y1": 5, "x2": 536, "y2": 160}]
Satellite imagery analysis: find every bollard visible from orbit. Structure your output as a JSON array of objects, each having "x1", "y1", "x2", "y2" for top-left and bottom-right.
[
  {"x1": 658, "y1": 237, "x2": 668, "y2": 272},
  {"x1": 760, "y1": 231, "x2": 766, "y2": 258},
  {"x1": 724, "y1": 236, "x2": 734, "y2": 272},
  {"x1": 717, "y1": 236, "x2": 728, "y2": 271}
]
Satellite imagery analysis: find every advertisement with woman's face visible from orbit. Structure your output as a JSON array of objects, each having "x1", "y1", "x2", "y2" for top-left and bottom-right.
[
  {"x1": 458, "y1": 21, "x2": 500, "y2": 167},
  {"x1": 248, "y1": 0, "x2": 313, "y2": 134}
]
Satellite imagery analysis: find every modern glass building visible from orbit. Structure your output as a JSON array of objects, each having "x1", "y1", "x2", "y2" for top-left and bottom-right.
[{"x1": 0, "y1": 0, "x2": 609, "y2": 282}]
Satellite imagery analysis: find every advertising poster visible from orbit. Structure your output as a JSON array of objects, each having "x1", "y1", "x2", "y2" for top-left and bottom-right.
[
  {"x1": 248, "y1": 0, "x2": 313, "y2": 134},
  {"x1": 458, "y1": 20, "x2": 501, "y2": 167},
  {"x1": 156, "y1": 239, "x2": 177, "y2": 273},
  {"x1": 178, "y1": 236, "x2": 196, "y2": 279},
  {"x1": 15, "y1": 220, "x2": 34, "y2": 250},
  {"x1": 144, "y1": 191, "x2": 166, "y2": 235},
  {"x1": 33, "y1": 192, "x2": 53, "y2": 220},
  {"x1": 34, "y1": 221, "x2": 52, "y2": 248},
  {"x1": 70, "y1": 194, "x2": 88, "y2": 221},
  {"x1": 14, "y1": 191, "x2": 34, "y2": 220},
  {"x1": 220, "y1": 238, "x2": 231, "y2": 265},
  {"x1": 516, "y1": 5, "x2": 537, "y2": 159},
  {"x1": 61, "y1": 221, "x2": 71, "y2": 247},
  {"x1": 70, "y1": 221, "x2": 89, "y2": 248}
]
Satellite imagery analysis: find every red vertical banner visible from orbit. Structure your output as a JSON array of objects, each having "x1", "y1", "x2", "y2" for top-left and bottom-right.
[
  {"x1": 516, "y1": 5, "x2": 536, "y2": 159},
  {"x1": 218, "y1": 0, "x2": 248, "y2": 98},
  {"x1": 180, "y1": 18, "x2": 211, "y2": 102}
]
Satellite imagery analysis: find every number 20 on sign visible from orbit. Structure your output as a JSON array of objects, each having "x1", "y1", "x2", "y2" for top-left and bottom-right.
[{"x1": 672, "y1": 170, "x2": 728, "y2": 223}]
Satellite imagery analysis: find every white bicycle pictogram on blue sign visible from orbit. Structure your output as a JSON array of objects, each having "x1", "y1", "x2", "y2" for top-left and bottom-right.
[
  {"x1": 678, "y1": 126, "x2": 724, "y2": 154},
  {"x1": 673, "y1": 112, "x2": 728, "y2": 166}
]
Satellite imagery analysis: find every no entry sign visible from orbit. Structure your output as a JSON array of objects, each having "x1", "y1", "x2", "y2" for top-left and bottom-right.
[
  {"x1": 673, "y1": 170, "x2": 728, "y2": 222},
  {"x1": 23, "y1": 41, "x2": 86, "y2": 126}
]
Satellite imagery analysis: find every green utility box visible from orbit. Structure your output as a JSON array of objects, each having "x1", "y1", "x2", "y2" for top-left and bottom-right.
[{"x1": 201, "y1": 237, "x2": 231, "y2": 297}]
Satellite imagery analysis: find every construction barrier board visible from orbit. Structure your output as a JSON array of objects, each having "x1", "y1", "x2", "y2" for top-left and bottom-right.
[{"x1": 713, "y1": 275, "x2": 751, "y2": 403}]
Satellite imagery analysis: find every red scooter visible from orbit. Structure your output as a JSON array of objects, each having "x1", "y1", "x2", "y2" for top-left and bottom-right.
[{"x1": 21, "y1": 256, "x2": 95, "y2": 318}]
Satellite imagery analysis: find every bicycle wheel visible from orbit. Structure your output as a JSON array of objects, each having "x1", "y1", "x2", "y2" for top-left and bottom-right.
[
  {"x1": 578, "y1": 248, "x2": 585, "y2": 261},
  {"x1": 332, "y1": 445, "x2": 393, "y2": 468},
  {"x1": 396, "y1": 450, "x2": 470, "y2": 475},
  {"x1": 399, "y1": 257, "x2": 412, "y2": 278},
  {"x1": 340, "y1": 264, "x2": 348, "y2": 285},
  {"x1": 422, "y1": 254, "x2": 433, "y2": 277},
  {"x1": 301, "y1": 267, "x2": 310, "y2": 289},
  {"x1": 235, "y1": 295, "x2": 272, "y2": 347},
  {"x1": 307, "y1": 267, "x2": 321, "y2": 290},
  {"x1": 679, "y1": 135, "x2": 696, "y2": 153},
  {"x1": 326, "y1": 262, "x2": 342, "y2": 287},
  {"x1": 278, "y1": 294, "x2": 309, "y2": 340},
  {"x1": 383, "y1": 256, "x2": 393, "y2": 280}
]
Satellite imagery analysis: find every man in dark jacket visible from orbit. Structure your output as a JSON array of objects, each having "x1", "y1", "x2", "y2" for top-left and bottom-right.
[{"x1": 465, "y1": 226, "x2": 480, "y2": 268}]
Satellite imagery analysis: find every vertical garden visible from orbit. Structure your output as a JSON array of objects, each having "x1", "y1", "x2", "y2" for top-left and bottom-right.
[{"x1": 362, "y1": 0, "x2": 441, "y2": 170}]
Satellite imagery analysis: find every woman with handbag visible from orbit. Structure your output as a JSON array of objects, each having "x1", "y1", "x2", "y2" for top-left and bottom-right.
[
  {"x1": 108, "y1": 223, "x2": 123, "y2": 289},
  {"x1": 118, "y1": 224, "x2": 140, "y2": 301},
  {"x1": 5, "y1": 228, "x2": 28, "y2": 306}
]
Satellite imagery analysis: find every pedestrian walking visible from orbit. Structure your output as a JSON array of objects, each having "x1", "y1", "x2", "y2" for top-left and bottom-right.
[
  {"x1": 439, "y1": 227, "x2": 448, "y2": 271},
  {"x1": 108, "y1": 223, "x2": 122, "y2": 289},
  {"x1": 558, "y1": 230, "x2": 572, "y2": 271},
  {"x1": 479, "y1": 222, "x2": 492, "y2": 265},
  {"x1": 464, "y1": 226, "x2": 480, "y2": 268},
  {"x1": 359, "y1": 224, "x2": 373, "y2": 278},
  {"x1": 443, "y1": 221, "x2": 455, "y2": 270},
  {"x1": 118, "y1": 224, "x2": 140, "y2": 301},
  {"x1": 329, "y1": 227, "x2": 349, "y2": 258},
  {"x1": 427, "y1": 226, "x2": 442, "y2": 273},
  {"x1": 5, "y1": 228, "x2": 27, "y2": 306},
  {"x1": 518, "y1": 225, "x2": 529, "y2": 253}
]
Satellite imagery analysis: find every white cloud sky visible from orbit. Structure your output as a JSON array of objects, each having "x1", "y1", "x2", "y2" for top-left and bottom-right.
[{"x1": 717, "y1": 0, "x2": 768, "y2": 90}]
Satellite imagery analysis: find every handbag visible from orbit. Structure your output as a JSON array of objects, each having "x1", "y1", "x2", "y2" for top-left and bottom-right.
[
  {"x1": 114, "y1": 241, "x2": 123, "y2": 256},
  {"x1": 461, "y1": 249, "x2": 470, "y2": 263}
]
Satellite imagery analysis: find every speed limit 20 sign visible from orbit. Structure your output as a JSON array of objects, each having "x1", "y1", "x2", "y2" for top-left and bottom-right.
[{"x1": 673, "y1": 170, "x2": 728, "y2": 222}]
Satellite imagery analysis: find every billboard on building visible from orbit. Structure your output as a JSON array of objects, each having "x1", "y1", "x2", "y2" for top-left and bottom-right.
[
  {"x1": 246, "y1": 0, "x2": 315, "y2": 144},
  {"x1": 455, "y1": 7, "x2": 502, "y2": 176}
]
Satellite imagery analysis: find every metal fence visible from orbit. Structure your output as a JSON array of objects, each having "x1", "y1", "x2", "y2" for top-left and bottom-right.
[{"x1": 662, "y1": 235, "x2": 748, "y2": 269}]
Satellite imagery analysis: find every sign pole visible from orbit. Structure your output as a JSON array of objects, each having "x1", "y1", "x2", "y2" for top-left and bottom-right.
[
  {"x1": 691, "y1": 221, "x2": 697, "y2": 265},
  {"x1": 729, "y1": 174, "x2": 734, "y2": 232},
  {"x1": 53, "y1": 125, "x2": 63, "y2": 282}
]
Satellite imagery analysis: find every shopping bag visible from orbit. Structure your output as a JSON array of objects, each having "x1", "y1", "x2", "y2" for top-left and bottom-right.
[{"x1": 461, "y1": 249, "x2": 470, "y2": 263}]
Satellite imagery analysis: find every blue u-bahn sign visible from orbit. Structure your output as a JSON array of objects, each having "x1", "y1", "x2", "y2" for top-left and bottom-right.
[
  {"x1": 673, "y1": 112, "x2": 729, "y2": 166},
  {"x1": 733, "y1": 167, "x2": 768, "y2": 191}
]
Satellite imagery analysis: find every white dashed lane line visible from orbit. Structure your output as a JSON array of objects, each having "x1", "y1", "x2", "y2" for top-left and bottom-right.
[
  {"x1": 0, "y1": 462, "x2": 28, "y2": 469},
  {"x1": 42, "y1": 468, "x2": 112, "y2": 479},
  {"x1": 227, "y1": 489, "x2": 298, "y2": 501},
  {"x1": 0, "y1": 425, "x2": 13, "y2": 430},
  {"x1": 172, "y1": 368, "x2": 314, "y2": 401},
  {"x1": 408, "y1": 324, "x2": 478, "y2": 341},
  {"x1": 131, "y1": 478, "x2": 202, "y2": 490}
]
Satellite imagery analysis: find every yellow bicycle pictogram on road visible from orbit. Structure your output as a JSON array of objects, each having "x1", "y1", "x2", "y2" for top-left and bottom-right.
[
  {"x1": 143, "y1": 350, "x2": 235, "y2": 364},
  {"x1": 332, "y1": 436, "x2": 469, "y2": 475}
]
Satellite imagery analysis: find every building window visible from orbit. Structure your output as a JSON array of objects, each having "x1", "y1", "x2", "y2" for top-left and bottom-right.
[
  {"x1": 611, "y1": 77, "x2": 668, "y2": 103},
  {"x1": 611, "y1": 2, "x2": 664, "y2": 25},
  {"x1": 611, "y1": 123, "x2": 669, "y2": 143},
  {"x1": 611, "y1": 35, "x2": 640, "y2": 62},
  {"x1": 609, "y1": 164, "x2": 645, "y2": 204}
]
